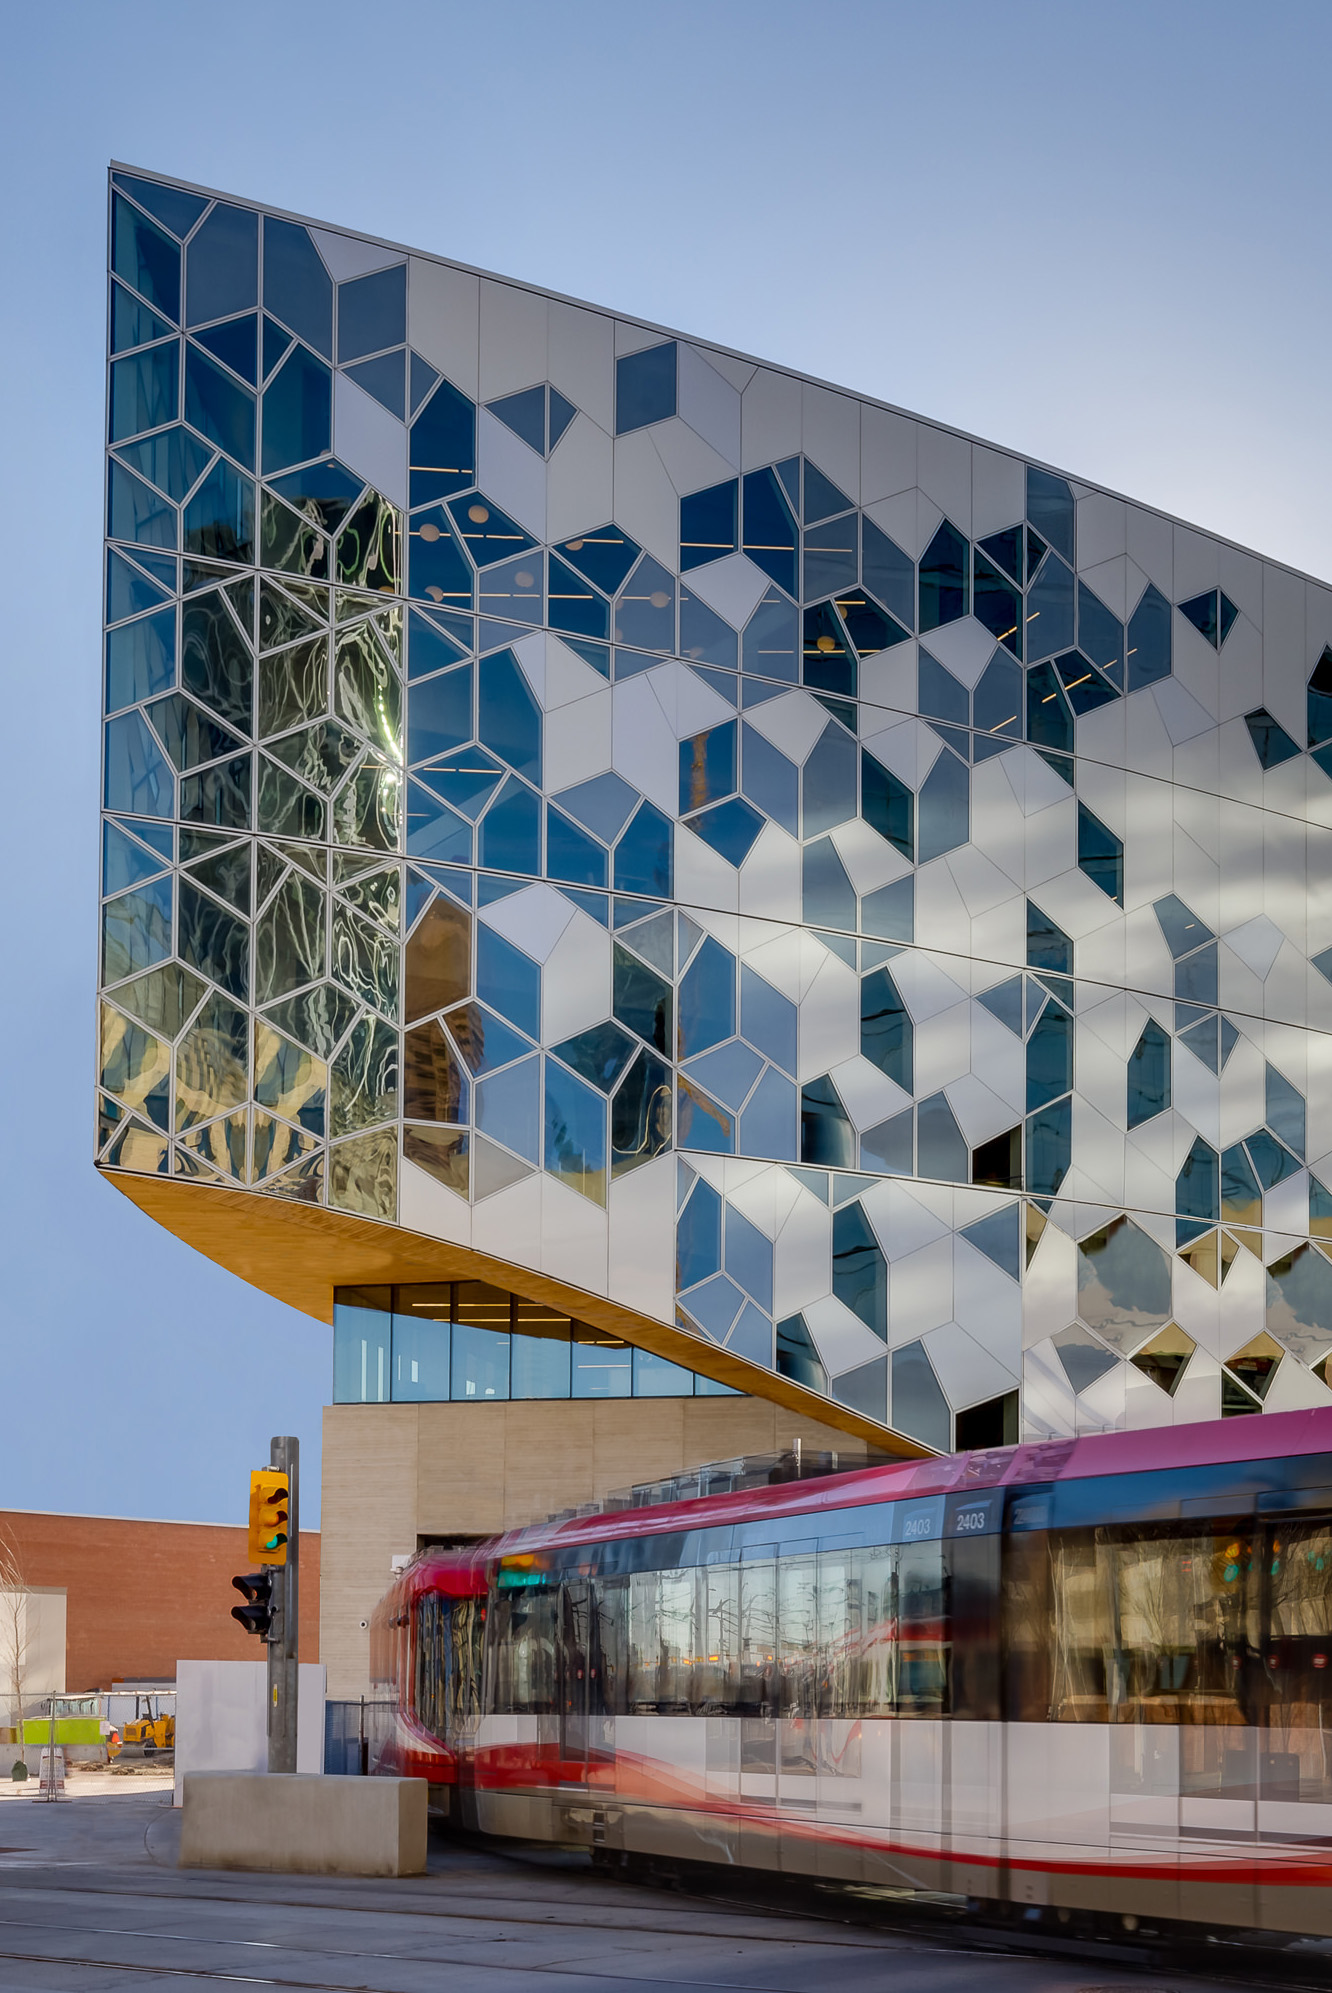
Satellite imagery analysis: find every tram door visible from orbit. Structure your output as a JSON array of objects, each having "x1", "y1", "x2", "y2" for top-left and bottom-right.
[{"x1": 558, "y1": 1578, "x2": 617, "y2": 1778}]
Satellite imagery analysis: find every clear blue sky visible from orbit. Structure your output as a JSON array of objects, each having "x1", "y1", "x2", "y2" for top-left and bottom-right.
[{"x1": 2, "y1": 1, "x2": 1329, "y2": 1529}]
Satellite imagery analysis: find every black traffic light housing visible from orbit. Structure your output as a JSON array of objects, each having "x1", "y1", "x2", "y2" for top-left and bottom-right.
[{"x1": 231, "y1": 1570, "x2": 276, "y2": 1639}]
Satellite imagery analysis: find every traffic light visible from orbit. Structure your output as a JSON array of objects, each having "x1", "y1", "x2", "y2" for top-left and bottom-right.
[
  {"x1": 248, "y1": 1469, "x2": 289, "y2": 1565},
  {"x1": 230, "y1": 1570, "x2": 275, "y2": 1638}
]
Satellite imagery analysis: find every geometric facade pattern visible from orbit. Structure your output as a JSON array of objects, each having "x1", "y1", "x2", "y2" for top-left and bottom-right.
[{"x1": 99, "y1": 168, "x2": 1332, "y2": 1449}]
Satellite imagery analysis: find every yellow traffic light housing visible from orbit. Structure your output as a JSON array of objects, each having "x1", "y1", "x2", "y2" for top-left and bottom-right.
[{"x1": 247, "y1": 1469, "x2": 289, "y2": 1565}]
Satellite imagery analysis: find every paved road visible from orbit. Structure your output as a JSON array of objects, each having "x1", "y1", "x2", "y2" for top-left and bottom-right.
[{"x1": 0, "y1": 1784, "x2": 1316, "y2": 1991}]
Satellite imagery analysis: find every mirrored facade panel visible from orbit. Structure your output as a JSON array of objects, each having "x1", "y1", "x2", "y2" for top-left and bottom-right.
[{"x1": 99, "y1": 170, "x2": 1332, "y2": 1444}]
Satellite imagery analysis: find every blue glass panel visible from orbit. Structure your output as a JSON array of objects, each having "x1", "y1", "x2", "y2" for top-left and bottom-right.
[
  {"x1": 451, "y1": 1321, "x2": 510, "y2": 1401},
  {"x1": 1025, "y1": 552, "x2": 1074, "y2": 660},
  {"x1": 407, "y1": 609, "x2": 468, "y2": 683},
  {"x1": 833, "y1": 1202, "x2": 886, "y2": 1339},
  {"x1": 800, "y1": 1075, "x2": 854, "y2": 1168},
  {"x1": 614, "y1": 802, "x2": 672, "y2": 898},
  {"x1": 420, "y1": 745, "x2": 499, "y2": 818},
  {"x1": 861, "y1": 967, "x2": 912, "y2": 1091},
  {"x1": 803, "y1": 836, "x2": 856, "y2": 931},
  {"x1": 1056, "y1": 649, "x2": 1117, "y2": 716},
  {"x1": 104, "y1": 710, "x2": 173, "y2": 816},
  {"x1": 1175, "y1": 942, "x2": 1218, "y2": 1007},
  {"x1": 777, "y1": 1315, "x2": 826, "y2": 1394},
  {"x1": 102, "y1": 875, "x2": 173, "y2": 983},
  {"x1": 407, "y1": 665, "x2": 472, "y2": 765},
  {"x1": 390, "y1": 1310, "x2": 454, "y2": 1403},
  {"x1": 487, "y1": 385, "x2": 545, "y2": 452},
  {"x1": 802, "y1": 719, "x2": 857, "y2": 838},
  {"x1": 680, "y1": 481, "x2": 737, "y2": 570},
  {"x1": 919, "y1": 650, "x2": 967, "y2": 725},
  {"x1": 112, "y1": 192, "x2": 179, "y2": 320},
  {"x1": 1027, "y1": 901, "x2": 1073, "y2": 975},
  {"x1": 917, "y1": 747, "x2": 969, "y2": 863},
  {"x1": 961, "y1": 1204, "x2": 1021, "y2": 1282},
  {"x1": 478, "y1": 648, "x2": 540, "y2": 782},
  {"x1": 724, "y1": 1205, "x2": 773, "y2": 1312},
  {"x1": 183, "y1": 456, "x2": 254, "y2": 563},
  {"x1": 476, "y1": 924, "x2": 540, "y2": 1038},
  {"x1": 552, "y1": 1021, "x2": 636, "y2": 1093},
  {"x1": 978, "y1": 525, "x2": 1021, "y2": 583},
  {"x1": 476, "y1": 1054, "x2": 540, "y2": 1162},
  {"x1": 737, "y1": 589, "x2": 789, "y2": 685},
  {"x1": 1246, "y1": 1129, "x2": 1300, "y2": 1192},
  {"x1": 1179, "y1": 589, "x2": 1219, "y2": 648},
  {"x1": 679, "y1": 589, "x2": 738, "y2": 669},
  {"x1": 841, "y1": 592, "x2": 908, "y2": 658},
  {"x1": 1025, "y1": 466, "x2": 1074, "y2": 564},
  {"x1": 109, "y1": 342, "x2": 178, "y2": 443},
  {"x1": 679, "y1": 721, "x2": 736, "y2": 815},
  {"x1": 741, "y1": 468, "x2": 797, "y2": 594},
  {"x1": 1127, "y1": 1019, "x2": 1171, "y2": 1127},
  {"x1": 447, "y1": 493, "x2": 537, "y2": 569},
  {"x1": 1025, "y1": 1095, "x2": 1071, "y2": 1196},
  {"x1": 740, "y1": 965, "x2": 796, "y2": 1075},
  {"x1": 803, "y1": 514, "x2": 857, "y2": 598},
  {"x1": 740, "y1": 724, "x2": 798, "y2": 834},
  {"x1": 108, "y1": 460, "x2": 175, "y2": 549},
  {"x1": 861, "y1": 517, "x2": 914, "y2": 629},
  {"x1": 1077, "y1": 581, "x2": 1124, "y2": 681},
  {"x1": 544, "y1": 1060, "x2": 606, "y2": 1203},
  {"x1": 801, "y1": 460, "x2": 852, "y2": 525},
  {"x1": 1180, "y1": 1015, "x2": 1219, "y2": 1072},
  {"x1": 186, "y1": 204, "x2": 258, "y2": 326},
  {"x1": 738, "y1": 1068, "x2": 798, "y2": 1162},
  {"x1": 555, "y1": 523, "x2": 640, "y2": 596},
  {"x1": 546, "y1": 807, "x2": 606, "y2": 887},
  {"x1": 1077, "y1": 802, "x2": 1123, "y2": 904},
  {"x1": 1244, "y1": 708, "x2": 1301, "y2": 769},
  {"x1": 556, "y1": 771, "x2": 638, "y2": 843},
  {"x1": 1266, "y1": 1064, "x2": 1306, "y2": 1159},
  {"x1": 105, "y1": 607, "x2": 175, "y2": 712},
  {"x1": 918, "y1": 521, "x2": 969, "y2": 631},
  {"x1": 548, "y1": 386, "x2": 577, "y2": 448},
  {"x1": 1177, "y1": 1136, "x2": 1219, "y2": 1220},
  {"x1": 1219, "y1": 592, "x2": 1239, "y2": 644},
  {"x1": 408, "y1": 507, "x2": 473, "y2": 610},
  {"x1": 1027, "y1": 1003, "x2": 1072, "y2": 1112},
  {"x1": 978, "y1": 976, "x2": 1022, "y2": 1036},
  {"x1": 971, "y1": 649, "x2": 1023, "y2": 748},
  {"x1": 479, "y1": 553, "x2": 542, "y2": 626},
  {"x1": 114, "y1": 173, "x2": 206, "y2": 239},
  {"x1": 185, "y1": 346, "x2": 255, "y2": 468},
  {"x1": 116, "y1": 425, "x2": 211, "y2": 507},
  {"x1": 410, "y1": 378, "x2": 476, "y2": 506},
  {"x1": 193, "y1": 314, "x2": 259, "y2": 384},
  {"x1": 677, "y1": 1177, "x2": 722, "y2": 1289},
  {"x1": 613, "y1": 943, "x2": 671, "y2": 1053},
  {"x1": 915, "y1": 1091, "x2": 967, "y2": 1184},
  {"x1": 632, "y1": 1347, "x2": 694, "y2": 1397},
  {"x1": 262, "y1": 344, "x2": 332, "y2": 474},
  {"x1": 103, "y1": 820, "x2": 165, "y2": 896},
  {"x1": 405, "y1": 779, "x2": 472, "y2": 862},
  {"x1": 1025, "y1": 662, "x2": 1073, "y2": 754},
  {"x1": 612, "y1": 554, "x2": 675, "y2": 651},
  {"x1": 687, "y1": 797, "x2": 764, "y2": 867},
  {"x1": 1127, "y1": 583, "x2": 1172, "y2": 692},
  {"x1": 973, "y1": 552, "x2": 1021, "y2": 656},
  {"x1": 106, "y1": 549, "x2": 168, "y2": 624},
  {"x1": 511, "y1": 1327, "x2": 571, "y2": 1400},
  {"x1": 616, "y1": 341, "x2": 676, "y2": 433},
  {"x1": 861, "y1": 748, "x2": 914, "y2": 860},
  {"x1": 572, "y1": 1331, "x2": 632, "y2": 1398},
  {"x1": 684, "y1": 1039, "x2": 763, "y2": 1112},
  {"x1": 111, "y1": 279, "x2": 173, "y2": 355},
  {"x1": 478, "y1": 776, "x2": 540, "y2": 874},
  {"x1": 267, "y1": 458, "x2": 363, "y2": 532},
  {"x1": 678, "y1": 936, "x2": 735, "y2": 1058},
  {"x1": 862, "y1": 878, "x2": 914, "y2": 943},
  {"x1": 337, "y1": 263, "x2": 406, "y2": 363},
  {"x1": 802, "y1": 603, "x2": 856, "y2": 696},
  {"x1": 547, "y1": 552, "x2": 608, "y2": 638},
  {"x1": 860, "y1": 1107, "x2": 913, "y2": 1175},
  {"x1": 263, "y1": 315, "x2": 292, "y2": 380}
]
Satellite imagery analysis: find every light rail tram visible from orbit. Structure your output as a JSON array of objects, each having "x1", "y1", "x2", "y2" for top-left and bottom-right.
[{"x1": 369, "y1": 1408, "x2": 1332, "y2": 1940}]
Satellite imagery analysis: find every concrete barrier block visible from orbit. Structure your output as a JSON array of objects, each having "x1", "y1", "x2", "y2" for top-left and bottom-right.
[{"x1": 179, "y1": 1772, "x2": 427, "y2": 1876}]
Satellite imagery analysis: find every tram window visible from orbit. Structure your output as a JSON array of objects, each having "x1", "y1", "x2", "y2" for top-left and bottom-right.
[
  {"x1": 897, "y1": 1539, "x2": 948, "y2": 1716},
  {"x1": 415, "y1": 1592, "x2": 448, "y2": 1742},
  {"x1": 699, "y1": 1564, "x2": 740, "y2": 1712},
  {"x1": 739, "y1": 1560, "x2": 777, "y2": 1716},
  {"x1": 778, "y1": 1555, "x2": 818, "y2": 1719},
  {"x1": 487, "y1": 1587, "x2": 558, "y2": 1714}
]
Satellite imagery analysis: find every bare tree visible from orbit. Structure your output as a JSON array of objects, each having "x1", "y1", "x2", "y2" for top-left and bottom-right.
[{"x1": 0, "y1": 1526, "x2": 28, "y2": 1751}]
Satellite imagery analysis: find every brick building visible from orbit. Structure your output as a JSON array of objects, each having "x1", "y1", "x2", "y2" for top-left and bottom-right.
[{"x1": 0, "y1": 1510, "x2": 319, "y2": 1693}]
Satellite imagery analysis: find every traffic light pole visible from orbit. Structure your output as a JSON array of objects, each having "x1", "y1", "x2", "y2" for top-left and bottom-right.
[{"x1": 267, "y1": 1435, "x2": 299, "y2": 1774}]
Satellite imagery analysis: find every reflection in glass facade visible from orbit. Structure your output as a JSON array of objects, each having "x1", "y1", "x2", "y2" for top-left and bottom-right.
[
  {"x1": 332, "y1": 1281, "x2": 734, "y2": 1404},
  {"x1": 98, "y1": 168, "x2": 1332, "y2": 1451}
]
